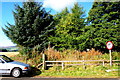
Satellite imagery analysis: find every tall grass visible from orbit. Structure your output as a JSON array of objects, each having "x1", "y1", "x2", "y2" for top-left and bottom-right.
[
  {"x1": 44, "y1": 48, "x2": 103, "y2": 61},
  {"x1": 12, "y1": 47, "x2": 119, "y2": 66}
]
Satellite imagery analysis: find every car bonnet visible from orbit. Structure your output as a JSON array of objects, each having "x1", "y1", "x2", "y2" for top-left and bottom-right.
[{"x1": 9, "y1": 61, "x2": 29, "y2": 67}]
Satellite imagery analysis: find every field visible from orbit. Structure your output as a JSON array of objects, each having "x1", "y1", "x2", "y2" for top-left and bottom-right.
[{"x1": 0, "y1": 52, "x2": 19, "y2": 57}]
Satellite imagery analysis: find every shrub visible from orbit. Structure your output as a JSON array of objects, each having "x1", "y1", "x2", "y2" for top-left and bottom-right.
[
  {"x1": 31, "y1": 45, "x2": 43, "y2": 66},
  {"x1": 44, "y1": 47, "x2": 61, "y2": 61},
  {"x1": 44, "y1": 48, "x2": 102, "y2": 61},
  {"x1": 18, "y1": 46, "x2": 119, "y2": 67},
  {"x1": 19, "y1": 47, "x2": 32, "y2": 63},
  {"x1": 19, "y1": 45, "x2": 43, "y2": 66},
  {"x1": 81, "y1": 48, "x2": 102, "y2": 60}
]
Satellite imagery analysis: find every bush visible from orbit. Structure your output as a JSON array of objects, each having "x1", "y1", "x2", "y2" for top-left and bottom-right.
[
  {"x1": 44, "y1": 47, "x2": 61, "y2": 61},
  {"x1": 18, "y1": 46, "x2": 120, "y2": 67},
  {"x1": 19, "y1": 47, "x2": 32, "y2": 63},
  {"x1": 44, "y1": 48, "x2": 102, "y2": 61},
  {"x1": 19, "y1": 45, "x2": 43, "y2": 66},
  {"x1": 0, "y1": 49, "x2": 8, "y2": 52},
  {"x1": 31, "y1": 45, "x2": 43, "y2": 66}
]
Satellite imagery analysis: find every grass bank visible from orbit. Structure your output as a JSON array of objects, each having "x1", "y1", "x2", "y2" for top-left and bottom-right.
[{"x1": 39, "y1": 64, "x2": 120, "y2": 78}]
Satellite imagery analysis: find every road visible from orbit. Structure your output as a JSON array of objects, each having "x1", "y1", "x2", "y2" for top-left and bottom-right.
[{"x1": 0, "y1": 76, "x2": 120, "y2": 80}]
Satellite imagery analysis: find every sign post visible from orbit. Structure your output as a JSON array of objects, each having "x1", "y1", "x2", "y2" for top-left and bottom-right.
[
  {"x1": 106, "y1": 41, "x2": 113, "y2": 66},
  {"x1": 109, "y1": 49, "x2": 112, "y2": 66}
]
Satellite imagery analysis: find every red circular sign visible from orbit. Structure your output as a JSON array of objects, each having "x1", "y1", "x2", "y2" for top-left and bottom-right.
[{"x1": 106, "y1": 41, "x2": 113, "y2": 50}]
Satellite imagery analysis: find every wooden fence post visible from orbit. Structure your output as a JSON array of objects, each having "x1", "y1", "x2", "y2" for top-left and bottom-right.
[
  {"x1": 42, "y1": 53, "x2": 46, "y2": 70},
  {"x1": 62, "y1": 62, "x2": 64, "y2": 70},
  {"x1": 102, "y1": 60, "x2": 105, "y2": 66},
  {"x1": 83, "y1": 60, "x2": 86, "y2": 69}
]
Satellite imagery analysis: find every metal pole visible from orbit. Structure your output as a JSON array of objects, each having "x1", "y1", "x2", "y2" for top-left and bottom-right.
[{"x1": 109, "y1": 50, "x2": 112, "y2": 66}]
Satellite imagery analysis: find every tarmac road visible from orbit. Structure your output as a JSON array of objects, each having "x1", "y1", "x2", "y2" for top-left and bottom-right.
[{"x1": 0, "y1": 76, "x2": 120, "y2": 80}]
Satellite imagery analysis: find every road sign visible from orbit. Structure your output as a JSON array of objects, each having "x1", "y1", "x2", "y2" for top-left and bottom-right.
[
  {"x1": 106, "y1": 41, "x2": 114, "y2": 66},
  {"x1": 106, "y1": 41, "x2": 113, "y2": 50}
]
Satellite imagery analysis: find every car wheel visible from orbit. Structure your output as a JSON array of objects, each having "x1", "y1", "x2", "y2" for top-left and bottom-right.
[{"x1": 12, "y1": 68, "x2": 21, "y2": 78}]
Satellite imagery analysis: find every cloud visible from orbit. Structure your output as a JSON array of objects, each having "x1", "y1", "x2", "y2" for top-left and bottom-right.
[{"x1": 43, "y1": 0, "x2": 77, "y2": 12}]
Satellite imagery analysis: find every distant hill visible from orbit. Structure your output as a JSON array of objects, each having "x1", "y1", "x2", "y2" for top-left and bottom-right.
[{"x1": 0, "y1": 46, "x2": 19, "y2": 52}]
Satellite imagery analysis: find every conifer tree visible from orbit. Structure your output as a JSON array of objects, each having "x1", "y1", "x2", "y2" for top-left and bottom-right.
[
  {"x1": 2, "y1": 2, "x2": 54, "y2": 50},
  {"x1": 86, "y1": 2, "x2": 120, "y2": 51},
  {"x1": 49, "y1": 3, "x2": 86, "y2": 51}
]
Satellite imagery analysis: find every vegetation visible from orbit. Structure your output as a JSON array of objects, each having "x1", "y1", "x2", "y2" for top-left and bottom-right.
[
  {"x1": 0, "y1": 46, "x2": 19, "y2": 52},
  {"x1": 11, "y1": 47, "x2": 120, "y2": 67},
  {"x1": 2, "y1": 1, "x2": 54, "y2": 51},
  {"x1": 48, "y1": 2, "x2": 120, "y2": 51},
  {"x1": 39, "y1": 64, "x2": 120, "y2": 78},
  {"x1": 0, "y1": 49, "x2": 8, "y2": 52},
  {"x1": 2, "y1": 1, "x2": 120, "y2": 53},
  {"x1": 49, "y1": 3, "x2": 86, "y2": 51},
  {"x1": 0, "y1": 52, "x2": 19, "y2": 57},
  {"x1": 2, "y1": 1, "x2": 120, "y2": 77},
  {"x1": 11, "y1": 48, "x2": 120, "y2": 77},
  {"x1": 86, "y1": 2, "x2": 120, "y2": 51},
  {"x1": 43, "y1": 47, "x2": 120, "y2": 61}
]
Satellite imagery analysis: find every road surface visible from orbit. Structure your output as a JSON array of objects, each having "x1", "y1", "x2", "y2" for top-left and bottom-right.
[{"x1": 0, "y1": 76, "x2": 120, "y2": 80}]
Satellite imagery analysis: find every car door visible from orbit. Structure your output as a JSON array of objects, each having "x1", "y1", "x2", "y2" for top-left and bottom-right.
[{"x1": 0, "y1": 59, "x2": 7, "y2": 74}]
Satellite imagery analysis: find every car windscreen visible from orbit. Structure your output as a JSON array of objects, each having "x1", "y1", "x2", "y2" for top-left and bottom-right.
[{"x1": 0, "y1": 55, "x2": 13, "y2": 62}]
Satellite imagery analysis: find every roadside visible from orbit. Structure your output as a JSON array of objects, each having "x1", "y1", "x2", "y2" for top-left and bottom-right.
[
  {"x1": 37, "y1": 65, "x2": 120, "y2": 78},
  {"x1": 1, "y1": 51, "x2": 119, "y2": 78}
]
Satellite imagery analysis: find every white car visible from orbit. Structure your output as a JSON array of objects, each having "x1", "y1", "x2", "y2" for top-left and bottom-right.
[{"x1": 0, "y1": 55, "x2": 31, "y2": 77}]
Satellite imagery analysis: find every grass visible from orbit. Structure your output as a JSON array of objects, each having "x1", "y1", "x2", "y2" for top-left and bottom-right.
[
  {"x1": 0, "y1": 52, "x2": 19, "y2": 57},
  {"x1": 39, "y1": 64, "x2": 120, "y2": 78}
]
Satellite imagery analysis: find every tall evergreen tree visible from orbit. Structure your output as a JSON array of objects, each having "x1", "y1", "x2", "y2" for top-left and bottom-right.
[
  {"x1": 2, "y1": 2, "x2": 54, "y2": 50},
  {"x1": 86, "y1": 2, "x2": 120, "y2": 51},
  {"x1": 49, "y1": 3, "x2": 86, "y2": 51}
]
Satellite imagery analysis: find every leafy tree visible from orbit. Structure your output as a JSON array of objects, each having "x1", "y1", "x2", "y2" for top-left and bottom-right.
[
  {"x1": 49, "y1": 3, "x2": 86, "y2": 51},
  {"x1": 86, "y1": 2, "x2": 120, "y2": 51},
  {"x1": 2, "y1": 1, "x2": 54, "y2": 51}
]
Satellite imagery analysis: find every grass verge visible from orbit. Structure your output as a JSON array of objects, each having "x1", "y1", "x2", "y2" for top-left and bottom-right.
[
  {"x1": 0, "y1": 52, "x2": 19, "y2": 57},
  {"x1": 39, "y1": 64, "x2": 120, "y2": 78}
]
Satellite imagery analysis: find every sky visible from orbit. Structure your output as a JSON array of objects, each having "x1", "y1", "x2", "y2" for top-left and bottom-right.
[{"x1": 0, "y1": 0, "x2": 93, "y2": 47}]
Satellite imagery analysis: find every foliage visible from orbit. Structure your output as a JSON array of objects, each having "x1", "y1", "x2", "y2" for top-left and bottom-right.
[
  {"x1": 44, "y1": 47, "x2": 120, "y2": 62},
  {"x1": 44, "y1": 47, "x2": 61, "y2": 61},
  {"x1": 31, "y1": 44, "x2": 43, "y2": 65},
  {"x1": 49, "y1": 2, "x2": 120, "y2": 52},
  {"x1": 18, "y1": 45, "x2": 43, "y2": 65},
  {"x1": 44, "y1": 47, "x2": 105, "y2": 61},
  {"x1": 19, "y1": 47, "x2": 32, "y2": 63},
  {"x1": 2, "y1": 1, "x2": 54, "y2": 51},
  {"x1": 0, "y1": 49, "x2": 8, "y2": 52},
  {"x1": 49, "y1": 3, "x2": 86, "y2": 51},
  {"x1": 85, "y1": 2, "x2": 120, "y2": 51}
]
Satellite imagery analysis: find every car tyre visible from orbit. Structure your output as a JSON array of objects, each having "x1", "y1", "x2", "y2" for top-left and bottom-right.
[{"x1": 12, "y1": 68, "x2": 21, "y2": 78}]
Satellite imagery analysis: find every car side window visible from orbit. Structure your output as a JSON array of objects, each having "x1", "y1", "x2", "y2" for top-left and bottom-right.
[{"x1": 0, "y1": 59, "x2": 4, "y2": 63}]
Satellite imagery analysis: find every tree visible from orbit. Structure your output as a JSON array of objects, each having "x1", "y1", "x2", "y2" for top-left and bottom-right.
[
  {"x1": 86, "y1": 2, "x2": 120, "y2": 51},
  {"x1": 2, "y1": 1, "x2": 54, "y2": 50},
  {"x1": 0, "y1": 49, "x2": 8, "y2": 52},
  {"x1": 49, "y1": 3, "x2": 86, "y2": 51}
]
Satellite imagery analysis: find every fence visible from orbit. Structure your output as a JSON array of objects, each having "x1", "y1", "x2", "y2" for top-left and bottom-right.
[{"x1": 42, "y1": 54, "x2": 120, "y2": 70}]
